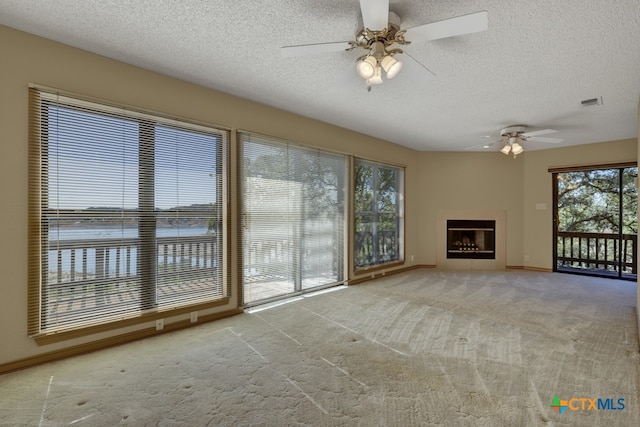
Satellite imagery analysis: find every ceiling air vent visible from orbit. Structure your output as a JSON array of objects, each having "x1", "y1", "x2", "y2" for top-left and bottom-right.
[{"x1": 580, "y1": 96, "x2": 603, "y2": 108}]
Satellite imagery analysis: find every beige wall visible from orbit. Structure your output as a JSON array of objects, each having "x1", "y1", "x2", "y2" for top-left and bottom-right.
[
  {"x1": 417, "y1": 152, "x2": 525, "y2": 266},
  {"x1": 523, "y1": 139, "x2": 637, "y2": 270},
  {"x1": 417, "y1": 142, "x2": 637, "y2": 269},
  {"x1": 0, "y1": 25, "x2": 422, "y2": 366}
]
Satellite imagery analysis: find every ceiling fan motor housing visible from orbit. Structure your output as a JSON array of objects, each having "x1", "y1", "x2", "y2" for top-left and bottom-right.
[
  {"x1": 356, "y1": 11, "x2": 404, "y2": 47},
  {"x1": 500, "y1": 125, "x2": 527, "y2": 137}
]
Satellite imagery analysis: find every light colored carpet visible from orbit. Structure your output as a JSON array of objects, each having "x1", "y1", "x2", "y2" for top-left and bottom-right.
[{"x1": 1, "y1": 270, "x2": 638, "y2": 426}]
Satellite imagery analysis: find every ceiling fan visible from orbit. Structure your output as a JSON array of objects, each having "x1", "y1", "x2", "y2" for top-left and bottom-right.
[
  {"x1": 496, "y1": 125, "x2": 563, "y2": 158},
  {"x1": 281, "y1": 0, "x2": 488, "y2": 91}
]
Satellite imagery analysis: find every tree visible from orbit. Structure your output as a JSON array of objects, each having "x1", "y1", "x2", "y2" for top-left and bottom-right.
[
  {"x1": 354, "y1": 161, "x2": 401, "y2": 267},
  {"x1": 557, "y1": 168, "x2": 637, "y2": 234},
  {"x1": 244, "y1": 146, "x2": 344, "y2": 219}
]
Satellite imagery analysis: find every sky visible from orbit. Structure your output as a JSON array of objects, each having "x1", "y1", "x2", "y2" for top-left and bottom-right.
[{"x1": 47, "y1": 105, "x2": 220, "y2": 210}]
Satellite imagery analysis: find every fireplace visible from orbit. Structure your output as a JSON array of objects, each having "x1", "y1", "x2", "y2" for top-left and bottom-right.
[{"x1": 447, "y1": 219, "x2": 496, "y2": 259}]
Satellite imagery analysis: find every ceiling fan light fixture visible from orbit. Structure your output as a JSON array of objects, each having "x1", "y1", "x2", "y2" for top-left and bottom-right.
[
  {"x1": 500, "y1": 144, "x2": 511, "y2": 155},
  {"x1": 511, "y1": 142, "x2": 524, "y2": 155},
  {"x1": 368, "y1": 65, "x2": 383, "y2": 85},
  {"x1": 381, "y1": 55, "x2": 402, "y2": 79},
  {"x1": 356, "y1": 55, "x2": 377, "y2": 79}
]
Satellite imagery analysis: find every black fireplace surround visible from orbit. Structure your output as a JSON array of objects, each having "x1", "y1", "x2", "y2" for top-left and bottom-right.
[{"x1": 447, "y1": 219, "x2": 496, "y2": 259}]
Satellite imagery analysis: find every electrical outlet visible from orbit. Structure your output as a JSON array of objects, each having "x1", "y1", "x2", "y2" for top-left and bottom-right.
[
  {"x1": 155, "y1": 319, "x2": 164, "y2": 331},
  {"x1": 190, "y1": 311, "x2": 198, "y2": 323}
]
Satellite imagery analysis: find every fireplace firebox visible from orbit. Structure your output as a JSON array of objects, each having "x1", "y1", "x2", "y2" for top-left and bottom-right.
[{"x1": 447, "y1": 220, "x2": 496, "y2": 259}]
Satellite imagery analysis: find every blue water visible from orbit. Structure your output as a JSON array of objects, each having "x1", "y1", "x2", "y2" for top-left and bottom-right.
[
  {"x1": 49, "y1": 226, "x2": 209, "y2": 240},
  {"x1": 49, "y1": 227, "x2": 212, "y2": 276}
]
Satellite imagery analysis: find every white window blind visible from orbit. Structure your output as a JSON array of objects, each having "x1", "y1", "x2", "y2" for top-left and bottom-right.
[
  {"x1": 239, "y1": 132, "x2": 347, "y2": 304},
  {"x1": 29, "y1": 87, "x2": 228, "y2": 335},
  {"x1": 354, "y1": 159, "x2": 404, "y2": 269}
]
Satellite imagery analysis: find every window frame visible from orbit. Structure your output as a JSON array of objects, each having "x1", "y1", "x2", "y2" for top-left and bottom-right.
[
  {"x1": 353, "y1": 158, "x2": 405, "y2": 272},
  {"x1": 551, "y1": 161, "x2": 638, "y2": 280},
  {"x1": 28, "y1": 86, "x2": 231, "y2": 342},
  {"x1": 239, "y1": 131, "x2": 349, "y2": 306}
]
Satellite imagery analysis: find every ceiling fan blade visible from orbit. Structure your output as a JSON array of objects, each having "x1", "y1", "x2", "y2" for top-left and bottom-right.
[
  {"x1": 521, "y1": 128, "x2": 559, "y2": 137},
  {"x1": 464, "y1": 142, "x2": 496, "y2": 151},
  {"x1": 280, "y1": 41, "x2": 353, "y2": 58},
  {"x1": 404, "y1": 11, "x2": 488, "y2": 42},
  {"x1": 527, "y1": 136, "x2": 564, "y2": 143},
  {"x1": 359, "y1": 0, "x2": 389, "y2": 31},
  {"x1": 399, "y1": 51, "x2": 437, "y2": 79}
]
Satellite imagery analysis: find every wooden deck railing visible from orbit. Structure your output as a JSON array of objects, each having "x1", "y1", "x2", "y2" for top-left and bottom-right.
[
  {"x1": 44, "y1": 234, "x2": 223, "y2": 329},
  {"x1": 49, "y1": 234, "x2": 219, "y2": 283},
  {"x1": 557, "y1": 231, "x2": 637, "y2": 274},
  {"x1": 354, "y1": 230, "x2": 399, "y2": 268},
  {"x1": 46, "y1": 234, "x2": 221, "y2": 314}
]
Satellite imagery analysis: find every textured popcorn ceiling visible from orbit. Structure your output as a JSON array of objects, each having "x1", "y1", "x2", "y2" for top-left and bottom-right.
[{"x1": 1, "y1": 0, "x2": 639, "y2": 151}]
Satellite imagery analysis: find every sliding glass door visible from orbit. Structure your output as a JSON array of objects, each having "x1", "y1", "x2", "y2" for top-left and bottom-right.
[
  {"x1": 553, "y1": 165, "x2": 637, "y2": 279},
  {"x1": 240, "y1": 133, "x2": 347, "y2": 305}
]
